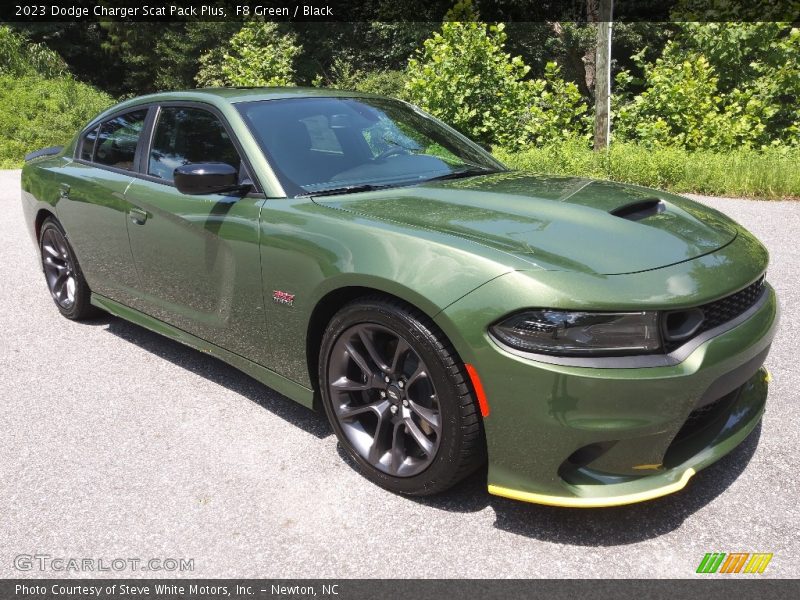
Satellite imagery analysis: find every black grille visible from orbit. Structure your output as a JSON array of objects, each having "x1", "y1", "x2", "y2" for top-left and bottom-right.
[{"x1": 664, "y1": 276, "x2": 766, "y2": 353}]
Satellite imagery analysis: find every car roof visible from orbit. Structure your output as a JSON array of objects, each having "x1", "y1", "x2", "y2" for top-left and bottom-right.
[
  {"x1": 113, "y1": 86, "x2": 386, "y2": 110},
  {"x1": 195, "y1": 87, "x2": 385, "y2": 103},
  {"x1": 87, "y1": 87, "x2": 394, "y2": 128}
]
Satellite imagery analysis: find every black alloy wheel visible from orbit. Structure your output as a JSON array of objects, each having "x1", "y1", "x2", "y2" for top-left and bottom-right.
[{"x1": 320, "y1": 296, "x2": 485, "y2": 495}]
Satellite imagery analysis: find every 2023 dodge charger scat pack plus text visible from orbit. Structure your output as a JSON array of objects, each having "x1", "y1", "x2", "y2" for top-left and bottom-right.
[{"x1": 21, "y1": 89, "x2": 778, "y2": 507}]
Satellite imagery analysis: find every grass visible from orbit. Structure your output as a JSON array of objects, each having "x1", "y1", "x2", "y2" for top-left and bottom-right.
[{"x1": 494, "y1": 139, "x2": 800, "y2": 200}]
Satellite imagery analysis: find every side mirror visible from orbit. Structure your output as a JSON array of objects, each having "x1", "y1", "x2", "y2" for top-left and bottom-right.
[{"x1": 173, "y1": 163, "x2": 245, "y2": 195}]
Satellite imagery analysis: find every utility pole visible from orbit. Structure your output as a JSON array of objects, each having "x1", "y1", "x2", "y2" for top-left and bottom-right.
[{"x1": 593, "y1": 0, "x2": 613, "y2": 150}]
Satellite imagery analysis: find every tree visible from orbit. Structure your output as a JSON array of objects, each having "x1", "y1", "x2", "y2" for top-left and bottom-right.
[
  {"x1": 405, "y1": 11, "x2": 589, "y2": 149},
  {"x1": 614, "y1": 44, "x2": 753, "y2": 150},
  {"x1": 674, "y1": 23, "x2": 800, "y2": 147},
  {"x1": 8, "y1": 23, "x2": 117, "y2": 91},
  {"x1": 0, "y1": 27, "x2": 112, "y2": 167},
  {"x1": 614, "y1": 24, "x2": 800, "y2": 150},
  {"x1": 313, "y1": 57, "x2": 408, "y2": 98},
  {"x1": 405, "y1": 20, "x2": 532, "y2": 146},
  {"x1": 521, "y1": 62, "x2": 591, "y2": 146},
  {"x1": 196, "y1": 22, "x2": 301, "y2": 87},
  {"x1": 0, "y1": 25, "x2": 67, "y2": 78},
  {"x1": 593, "y1": 0, "x2": 613, "y2": 150}
]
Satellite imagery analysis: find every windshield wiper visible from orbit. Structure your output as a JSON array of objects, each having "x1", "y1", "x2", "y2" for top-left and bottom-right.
[
  {"x1": 298, "y1": 184, "x2": 389, "y2": 198},
  {"x1": 423, "y1": 167, "x2": 500, "y2": 183}
]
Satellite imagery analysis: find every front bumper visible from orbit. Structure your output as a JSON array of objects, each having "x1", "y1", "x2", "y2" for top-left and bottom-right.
[{"x1": 436, "y1": 279, "x2": 778, "y2": 507}]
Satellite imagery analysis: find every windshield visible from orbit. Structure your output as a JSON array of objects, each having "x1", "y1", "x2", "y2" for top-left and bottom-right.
[{"x1": 236, "y1": 96, "x2": 504, "y2": 196}]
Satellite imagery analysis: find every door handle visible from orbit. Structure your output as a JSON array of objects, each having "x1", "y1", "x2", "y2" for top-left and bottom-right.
[
  {"x1": 129, "y1": 207, "x2": 148, "y2": 225},
  {"x1": 59, "y1": 183, "x2": 70, "y2": 199}
]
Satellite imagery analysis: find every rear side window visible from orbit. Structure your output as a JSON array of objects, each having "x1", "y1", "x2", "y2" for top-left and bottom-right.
[
  {"x1": 148, "y1": 107, "x2": 241, "y2": 182},
  {"x1": 93, "y1": 109, "x2": 149, "y2": 171}
]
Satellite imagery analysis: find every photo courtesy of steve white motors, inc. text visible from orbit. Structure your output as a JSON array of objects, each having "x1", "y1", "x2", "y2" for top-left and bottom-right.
[{"x1": 14, "y1": 583, "x2": 340, "y2": 597}]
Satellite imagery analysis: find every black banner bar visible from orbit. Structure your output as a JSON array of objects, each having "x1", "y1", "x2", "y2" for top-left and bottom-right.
[
  {"x1": 2, "y1": 579, "x2": 800, "y2": 600},
  {"x1": 3, "y1": 0, "x2": 800, "y2": 23}
]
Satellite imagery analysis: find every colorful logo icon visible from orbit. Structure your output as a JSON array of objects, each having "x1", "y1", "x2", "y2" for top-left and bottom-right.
[{"x1": 696, "y1": 553, "x2": 773, "y2": 574}]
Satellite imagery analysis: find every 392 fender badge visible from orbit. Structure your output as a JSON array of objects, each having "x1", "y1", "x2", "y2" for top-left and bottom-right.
[{"x1": 272, "y1": 290, "x2": 295, "y2": 306}]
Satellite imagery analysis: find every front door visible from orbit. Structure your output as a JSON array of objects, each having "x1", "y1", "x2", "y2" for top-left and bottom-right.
[{"x1": 124, "y1": 105, "x2": 266, "y2": 360}]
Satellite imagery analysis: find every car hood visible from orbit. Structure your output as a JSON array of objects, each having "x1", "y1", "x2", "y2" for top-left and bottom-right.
[{"x1": 313, "y1": 172, "x2": 739, "y2": 275}]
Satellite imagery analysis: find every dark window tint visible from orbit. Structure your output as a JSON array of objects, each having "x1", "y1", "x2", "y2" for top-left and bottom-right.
[
  {"x1": 79, "y1": 126, "x2": 99, "y2": 161},
  {"x1": 148, "y1": 107, "x2": 241, "y2": 182},
  {"x1": 94, "y1": 109, "x2": 148, "y2": 171}
]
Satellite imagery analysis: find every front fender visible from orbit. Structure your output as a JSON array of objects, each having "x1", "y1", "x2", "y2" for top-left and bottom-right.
[{"x1": 256, "y1": 197, "x2": 513, "y2": 387}]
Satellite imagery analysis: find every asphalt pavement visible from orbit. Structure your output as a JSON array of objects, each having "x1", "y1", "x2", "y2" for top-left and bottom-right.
[{"x1": 1, "y1": 169, "x2": 798, "y2": 578}]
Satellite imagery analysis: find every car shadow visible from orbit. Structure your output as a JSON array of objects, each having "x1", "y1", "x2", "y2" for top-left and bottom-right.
[
  {"x1": 103, "y1": 314, "x2": 332, "y2": 439},
  {"x1": 100, "y1": 313, "x2": 761, "y2": 545}
]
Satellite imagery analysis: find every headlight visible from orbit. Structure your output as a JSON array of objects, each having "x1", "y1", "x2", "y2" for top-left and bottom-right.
[{"x1": 490, "y1": 310, "x2": 661, "y2": 356}]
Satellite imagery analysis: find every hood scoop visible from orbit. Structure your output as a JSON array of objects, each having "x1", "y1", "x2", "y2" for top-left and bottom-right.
[{"x1": 610, "y1": 198, "x2": 665, "y2": 221}]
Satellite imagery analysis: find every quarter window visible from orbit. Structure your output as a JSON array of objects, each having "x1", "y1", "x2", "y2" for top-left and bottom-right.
[
  {"x1": 93, "y1": 109, "x2": 149, "y2": 171},
  {"x1": 148, "y1": 107, "x2": 241, "y2": 182}
]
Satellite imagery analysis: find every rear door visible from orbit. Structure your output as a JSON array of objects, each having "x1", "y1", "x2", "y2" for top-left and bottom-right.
[
  {"x1": 123, "y1": 103, "x2": 267, "y2": 359},
  {"x1": 56, "y1": 107, "x2": 150, "y2": 306}
]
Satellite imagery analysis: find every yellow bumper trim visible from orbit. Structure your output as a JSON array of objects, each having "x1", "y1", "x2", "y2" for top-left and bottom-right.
[{"x1": 488, "y1": 467, "x2": 696, "y2": 508}]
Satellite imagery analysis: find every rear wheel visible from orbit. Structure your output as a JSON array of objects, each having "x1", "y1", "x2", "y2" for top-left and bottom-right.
[
  {"x1": 319, "y1": 296, "x2": 485, "y2": 495},
  {"x1": 39, "y1": 218, "x2": 97, "y2": 320}
]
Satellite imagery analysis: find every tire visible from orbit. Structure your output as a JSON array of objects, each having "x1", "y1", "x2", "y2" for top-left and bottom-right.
[
  {"x1": 39, "y1": 217, "x2": 98, "y2": 320},
  {"x1": 319, "y1": 295, "x2": 485, "y2": 495}
]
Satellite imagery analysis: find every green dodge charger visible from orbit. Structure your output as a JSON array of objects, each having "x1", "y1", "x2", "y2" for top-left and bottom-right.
[{"x1": 20, "y1": 88, "x2": 778, "y2": 507}]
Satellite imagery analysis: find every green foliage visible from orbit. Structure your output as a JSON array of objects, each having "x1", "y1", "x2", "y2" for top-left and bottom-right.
[
  {"x1": 0, "y1": 25, "x2": 67, "y2": 79},
  {"x1": 0, "y1": 25, "x2": 113, "y2": 168},
  {"x1": 675, "y1": 23, "x2": 800, "y2": 148},
  {"x1": 99, "y1": 22, "x2": 242, "y2": 93},
  {"x1": 2, "y1": 18, "x2": 797, "y2": 201},
  {"x1": 196, "y1": 22, "x2": 301, "y2": 87},
  {"x1": 0, "y1": 75, "x2": 113, "y2": 168},
  {"x1": 671, "y1": 0, "x2": 797, "y2": 22},
  {"x1": 444, "y1": 0, "x2": 479, "y2": 21},
  {"x1": 614, "y1": 25, "x2": 800, "y2": 150},
  {"x1": 495, "y1": 142, "x2": 800, "y2": 200},
  {"x1": 352, "y1": 70, "x2": 409, "y2": 97},
  {"x1": 195, "y1": 47, "x2": 227, "y2": 88},
  {"x1": 405, "y1": 21, "x2": 589, "y2": 148},
  {"x1": 313, "y1": 57, "x2": 408, "y2": 98},
  {"x1": 11, "y1": 23, "x2": 125, "y2": 95},
  {"x1": 614, "y1": 45, "x2": 735, "y2": 150},
  {"x1": 405, "y1": 21, "x2": 531, "y2": 146},
  {"x1": 519, "y1": 62, "x2": 591, "y2": 146},
  {"x1": 156, "y1": 22, "x2": 242, "y2": 91}
]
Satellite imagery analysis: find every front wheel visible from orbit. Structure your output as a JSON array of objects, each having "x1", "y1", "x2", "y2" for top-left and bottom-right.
[{"x1": 319, "y1": 296, "x2": 485, "y2": 495}]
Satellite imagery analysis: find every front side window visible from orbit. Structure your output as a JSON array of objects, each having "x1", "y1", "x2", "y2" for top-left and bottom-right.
[
  {"x1": 237, "y1": 97, "x2": 503, "y2": 196},
  {"x1": 148, "y1": 107, "x2": 241, "y2": 182},
  {"x1": 93, "y1": 109, "x2": 149, "y2": 171}
]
